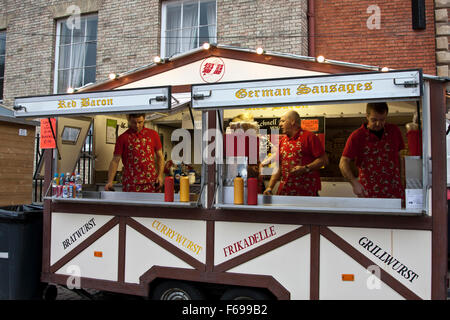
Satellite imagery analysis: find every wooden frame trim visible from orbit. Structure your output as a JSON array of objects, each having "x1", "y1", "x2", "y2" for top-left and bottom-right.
[
  {"x1": 50, "y1": 202, "x2": 433, "y2": 230},
  {"x1": 118, "y1": 217, "x2": 126, "y2": 283},
  {"x1": 49, "y1": 217, "x2": 120, "y2": 273},
  {"x1": 206, "y1": 220, "x2": 215, "y2": 272},
  {"x1": 139, "y1": 266, "x2": 290, "y2": 300},
  {"x1": 42, "y1": 149, "x2": 53, "y2": 275},
  {"x1": 126, "y1": 217, "x2": 206, "y2": 271},
  {"x1": 84, "y1": 47, "x2": 370, "y2": 93},
  {"x1": 214, "y1": 225, "x2": 310, "y2": 273},
  {"x1": 310, "y1": 225, "x2": 320, "y2": 300},
  {"x1": 320, "y1": 226, "x2": 422, "y2": 300},
  {"x1": 429, "y1": 80, "x2": 448, "y2": 300}
]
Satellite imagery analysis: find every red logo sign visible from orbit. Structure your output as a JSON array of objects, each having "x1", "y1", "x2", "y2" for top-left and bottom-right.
[{"x1": 200, "y1": 57, "x2": 225, "y2": 83}]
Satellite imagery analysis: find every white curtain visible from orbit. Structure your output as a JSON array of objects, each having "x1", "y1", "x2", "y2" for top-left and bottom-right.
[
  {"x1": 165, "y1": 4, "x2": 181, "y2": 57},
  {"x1": 182, "y1": 2, "x2": 198, "y2": 52},
  {"x1": 70, "y1": 42, "x2": 86, "y2": 89}
]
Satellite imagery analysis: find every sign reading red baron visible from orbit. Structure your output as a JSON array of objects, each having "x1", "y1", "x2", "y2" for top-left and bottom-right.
[
  {"x1": 359, "y1": 237, "x2": 419, "y2": 283},
  {"x1": 223, "y1": 226, "x2": 276, "y2": 257},
  {"x1": 62, "y1": 218, "x2": 96, "y2": 250}
]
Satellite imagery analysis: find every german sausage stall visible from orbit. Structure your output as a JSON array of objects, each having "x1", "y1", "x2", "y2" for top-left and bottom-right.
[{"x1": 14, "y1": 46, "x2": 448, "y2": 300}]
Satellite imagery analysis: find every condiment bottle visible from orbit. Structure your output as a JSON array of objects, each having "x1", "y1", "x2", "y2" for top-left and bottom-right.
[
  {"x1": 164, "y1": 176, "x2": 174, "y2": 202},
  {"x1": 234, "y1": 174, "x2": 244, "y2": 205},
  {"x1": 180, "y1": 175, "x2": 190, "y2": 202},
  {"x1": 247, "y1": 177, "x2": 258, "y2": 205}
]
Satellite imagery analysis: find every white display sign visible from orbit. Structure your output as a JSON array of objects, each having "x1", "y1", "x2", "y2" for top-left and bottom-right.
[
  {"x1": 14, "y1": 86, "x2": 171, "y2": 118},
  {"x1": 191, "y1": 70, "x2": 422, "y2": 109}
]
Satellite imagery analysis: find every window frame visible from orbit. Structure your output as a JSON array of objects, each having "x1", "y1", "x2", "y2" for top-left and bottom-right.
[
  {"x1": 53, "y1": 13, "x2": 98, "y2": 94},
  {"x1": 0, "y1": 30, "x2": 6, "y2": 102},
  {"x1": 161, "y1": 0, "x2": 217, "y2": 58}
]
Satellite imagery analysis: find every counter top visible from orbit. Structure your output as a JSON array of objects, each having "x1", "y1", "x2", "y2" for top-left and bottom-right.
[{"x1": 45, "y1": 191, "x2": 199, "y2": 208}]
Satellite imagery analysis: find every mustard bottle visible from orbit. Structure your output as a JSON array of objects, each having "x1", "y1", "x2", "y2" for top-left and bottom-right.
[
  {"x1": 180, "y1": 175, "x2": 190, "y2": 202},
  {"x1": 234, "y1": 174, "x2": 244, "y2": 205}
]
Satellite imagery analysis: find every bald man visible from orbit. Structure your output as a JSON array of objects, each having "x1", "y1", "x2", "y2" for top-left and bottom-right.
[{"x1": 263, "y1": 111, "x2": 328, "y2": 196}]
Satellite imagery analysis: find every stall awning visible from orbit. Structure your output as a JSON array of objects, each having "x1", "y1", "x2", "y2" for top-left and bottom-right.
[{"x1": 14, "y1": 86, "x2": 171, "y2": 118}]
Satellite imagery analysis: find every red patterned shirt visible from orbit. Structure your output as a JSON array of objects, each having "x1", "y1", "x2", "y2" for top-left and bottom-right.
[
  {"x1": 277, "y1": 129, "x2": 325, "y2": 196},
  {"x1": 114, "y1": 127, "x2": 162, "y2": 192},
  {"x1": 342, "y1": 123, "x2": 405, "y2": 199}
]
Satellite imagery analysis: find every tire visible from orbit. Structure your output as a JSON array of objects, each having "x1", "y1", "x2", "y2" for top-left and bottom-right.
[
  {"x1": 42, "y1": 284, "x2": 58, "y2": 301},
  {"x1": 220, "y1": 287, "x2": 271, "y2": 300},
  {"x1": 150, "y1": 280, "x2": 205, "y2": 300}
]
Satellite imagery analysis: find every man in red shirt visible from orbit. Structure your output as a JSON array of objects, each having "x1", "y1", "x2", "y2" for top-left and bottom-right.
[
  {"x1": 105, "y1": 113, "x2": 164, "y2": 192},
  {"x1": 339, "y1": 102, "x2": 405, "y2": 199},
  {"x1": 263, "y1": 110, "x2": 328, "y2": 196}
]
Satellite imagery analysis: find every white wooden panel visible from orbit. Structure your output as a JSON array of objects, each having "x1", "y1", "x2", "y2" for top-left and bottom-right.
[
  {"x1": 320, "y1": 236, "x2": 403, "y2": 300},
  {"x1": 228, "y1": 236, "x2": 311, "y2": 300},
  {"x1": 133, "y1": 217, "x2": 206, "y2": 263},
  {"x1": 56, "y1": 226, "x2": 119, "y2": 282},
  {"x1": 51, "y1": 213, "x2": 114, "y2": 265},
  {"x1": 125, "y1": 226, "x2": 193, "y2": 284},
  {"x1": 214, "y1": 221, "x2": 300, "y2": 265}
]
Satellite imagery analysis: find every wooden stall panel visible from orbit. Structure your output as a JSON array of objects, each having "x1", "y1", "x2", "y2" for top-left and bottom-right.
[
  {"x1": 125, "y1": 225, "x2": 194, "y2": 284},
  {"x1": 329, "y1": 226, "x2": 431, "y2": 299},
  {"x1": 319, "y1": 236, "x2": 403, "y2": 300},
  {"x1": 55, "y1": 226, "x2": 119, "y2": 282},
  {"x1": 392, "y1": 229, "x2": 431, "y2": 299},
  {"x1": 214, "y1": 221, "x2": 301, "y2": 266},
  {"x1": 228, "y1": 236, "x2": 311, "y2": 300},
  {"x1": 132, "y1": 217, "x2": 206, "y2": 264},
  {"x1": 51, "y1": 213, "x2": 115, "y2": 265}
]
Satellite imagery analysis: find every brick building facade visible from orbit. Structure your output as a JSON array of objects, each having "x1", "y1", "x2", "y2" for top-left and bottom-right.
[{"x1": 0, "y1": 0, "x2": 446, "y2": 107}]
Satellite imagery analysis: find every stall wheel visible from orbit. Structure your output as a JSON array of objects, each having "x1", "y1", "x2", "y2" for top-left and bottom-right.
[
  {"x1": 42, "y1": 284, "x2": 58, "y2": 301},
  {"x1": 220, "y1": 287, "x2": 271, "y2": 300},
  {"x1": 150, "y1": 280, "x2": 205, "y2": 300}
]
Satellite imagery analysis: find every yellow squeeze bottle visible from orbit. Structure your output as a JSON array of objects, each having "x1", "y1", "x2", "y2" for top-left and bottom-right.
[
  {"x1": 180, "y1": 175, "x2": 190, "y2": 202},
  {"x1": 234, "y1": 174, "x2": 244, "y2": 205}
]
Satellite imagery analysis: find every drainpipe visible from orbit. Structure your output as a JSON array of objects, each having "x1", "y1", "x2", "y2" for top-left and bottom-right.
[{"x1": 307, "y1": 0, "x2": 315, "y2": 57}]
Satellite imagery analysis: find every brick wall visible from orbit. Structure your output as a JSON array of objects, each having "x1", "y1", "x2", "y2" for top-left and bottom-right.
[
  {"x1": 314, "y1": 0, "x2": 436, "y2": 74},
  {"x1": 217, "y1": 0, "x2": 309, "y2": 56}
]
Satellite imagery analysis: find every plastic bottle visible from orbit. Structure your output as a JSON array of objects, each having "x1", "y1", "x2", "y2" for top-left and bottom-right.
[
  {"x1": 247, "y1": 177, "x2": 258, "y2": 205},
  {"x1": 180, "y1": 175, "x2": 190, "y2": 202},
  {"x1": 60, "y1": 173, "x2": 65, "y2": 186},
  {"x1": 52, "y1": 173, "x2": 59, "y2": 197},
  {"x1": 234, "y1": 174, "x2": 244, "y2": 205},
  {"x1": 164, "y1": 176, "x2": 174, "y2": 202},
  {"x1": 75, "y1": 174, "x2": 83, "y2": 198},
  {"x1": 65, "y1": 172, "x2": 71, "y2": 185}
]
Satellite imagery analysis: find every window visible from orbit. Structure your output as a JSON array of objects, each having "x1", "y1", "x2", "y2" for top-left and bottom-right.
[
  {"x1": 161, "y1": 0, "x2": 217, "y2": 58},
  {"x1": 0, "y1": 31, "x2": 5, "y2": 100},
  {"x1": 54, "y1": 15, "x2": 98, "y2": 93}
]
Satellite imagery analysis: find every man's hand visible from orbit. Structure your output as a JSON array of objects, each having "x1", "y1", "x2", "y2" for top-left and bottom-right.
[
  {"x1": 350, "y1": 179, "x2": 367, "y2": 198},
  {"x1": 104, "y1": 182, "x2": 115, "y2": 191},
  {"x1": 289, "y1": 165, "x2": 308, "y2": 175},
  {"x1": 156, "y1": 175, "x2": 164, "y2": 191},
  {"x1": 263, "y1": 187, "x2": 273, "y2": 195}
]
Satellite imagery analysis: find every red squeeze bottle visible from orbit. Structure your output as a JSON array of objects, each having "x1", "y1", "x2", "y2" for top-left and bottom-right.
[
  {"x1": 164, "y1": 176, "x2": 174, "y2": 202},
  {"x1": 247, "y1": 178, "x2": 258, "y2": 205}
]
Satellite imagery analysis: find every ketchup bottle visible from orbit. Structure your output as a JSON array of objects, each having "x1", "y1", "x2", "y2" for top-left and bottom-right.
[
  {"x1": 247, "y1": 177, "x2": 258, "y2": 205},
  {"x1": 164, "y1": 176, "x2": 174, "y2": 202}
]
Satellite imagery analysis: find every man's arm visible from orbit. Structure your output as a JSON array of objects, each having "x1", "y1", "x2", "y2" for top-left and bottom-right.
[
  {"x1": 289, "y1": 153, "x2": 329, "y2": 175},
  {"x1": 339, "y1": 156, "x2": 366, "y2": 197},
  {"x1": 105, "y1": 155, "x2": 121, "y2": 191},
  {"x1": 155, "y1": 149, "x2": 164, "y2": 190},
  {"x1": 263, "y1": 166, "x2": 281, "y2": 195}
]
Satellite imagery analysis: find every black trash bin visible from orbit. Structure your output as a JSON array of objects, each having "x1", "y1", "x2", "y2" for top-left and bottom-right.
[{"x1": 0, "y1": 204, "x2": 43, "y2": 300}]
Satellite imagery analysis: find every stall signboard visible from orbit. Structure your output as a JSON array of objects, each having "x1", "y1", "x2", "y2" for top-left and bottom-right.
[
  {"x1": 191, "y1": 70, "x2": 422, "y2": 109},
  {"x1": 14, "y1": 86, "x2": 171, "y2": 118}
]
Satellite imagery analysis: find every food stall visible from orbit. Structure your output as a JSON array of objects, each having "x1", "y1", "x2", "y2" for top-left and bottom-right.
[{"x1": 14, "y1": 46, "x2": 448, "y2": 300}]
